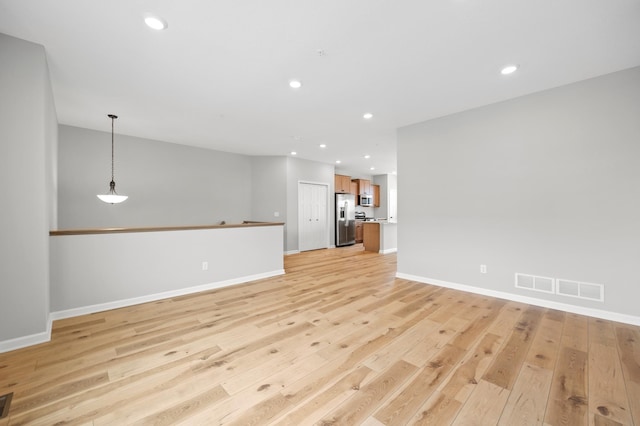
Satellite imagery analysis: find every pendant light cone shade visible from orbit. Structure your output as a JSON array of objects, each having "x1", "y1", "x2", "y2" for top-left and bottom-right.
[{"x1": 97, "y1": 114, "x2": 128, "y2": 204}]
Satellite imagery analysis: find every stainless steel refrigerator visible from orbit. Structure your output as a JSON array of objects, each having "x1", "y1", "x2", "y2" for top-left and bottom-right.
[{"x1": 335, "y1": 193, "x2": 356, "y2": 246}]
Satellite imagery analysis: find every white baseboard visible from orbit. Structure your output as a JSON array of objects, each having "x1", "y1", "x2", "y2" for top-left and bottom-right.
[
  {"x1": 285, "y1": 250, "x2": 300, "y2": 255},
  {"x1": 396, "y1": 272, "x2": 640, "y2": 326},
  {"x1": 380, "y1": 248, "x2": 397, "y2": 254},
  {"x1": 0, "y1": 319, "x2": 52, "y2": 354},
  {"x1": 51, "y1": 269, "x2": 285, "y2": 321},
  {"x1": 0, "y1": 270, "x2": 285, "y2": 353}
]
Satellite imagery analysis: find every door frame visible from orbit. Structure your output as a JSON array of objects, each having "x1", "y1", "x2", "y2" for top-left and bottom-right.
[{"x1": 297, "y1": 180, "x2": 330, "y2": 252}]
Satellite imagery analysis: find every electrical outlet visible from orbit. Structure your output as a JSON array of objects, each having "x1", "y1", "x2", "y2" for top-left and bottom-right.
[
  {"x1": 202, "y1": 261, "x2": 208, "y2": 271},
  {"x1": 480, "y1": 264, "x2": 487, "y2": 274},
  {"x1": 274, "y1": 211, "x2": 280, "y2": 217}
]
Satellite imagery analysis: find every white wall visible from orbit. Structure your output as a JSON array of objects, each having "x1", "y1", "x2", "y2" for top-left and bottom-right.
[
  {"x1": 251, "y1": 156, "x2": 288, "y2": 249},
  {"x1": 0, "y1": 34, "x2": 57, "y2": 345},
  {"x1": 50, "y1": 226, "x2": 284, "y2": 315},
  {"x1": 58, "y1": 125, "x2": 253, "y2": 229},
  {"x1": 373, "y1": 173, "x2": 397, "y2": 221},
  {"x1": 397, "y1": 66, "x2": 640, "y2": 322}
]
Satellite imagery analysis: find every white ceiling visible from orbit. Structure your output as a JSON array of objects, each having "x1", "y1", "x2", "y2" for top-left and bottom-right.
[{"x1": 1, "y1": 0, "x2": 639, "y2": 176}]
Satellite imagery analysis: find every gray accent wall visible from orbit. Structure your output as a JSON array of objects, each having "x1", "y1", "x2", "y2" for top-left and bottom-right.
[
  {"x1": 57, "y1": 125, "x2": 337, "y2": 253},
  {"x1": 251, "y1": 156, "x2": 288, "y2": 249},
  {"x1": 397, "y1": 66, "x2": 640, "y2": 318},
  {"x1": 50, "y1": 226, "x2": 284, "y2": 313},
  {"x1": 58, "y1": 125, "x2": 252, "y2": 229},
  {"x1": 251, "y1": 156, "x2": 335, "y2": 252},
  {"x1": 0, "y1": 34, "x2": 57, "y2": 342}
]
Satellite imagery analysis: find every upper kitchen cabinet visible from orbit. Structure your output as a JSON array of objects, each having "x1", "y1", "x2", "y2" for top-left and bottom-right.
[
  {"x1": 352, "y1": 179, "x2": 372, "y2": 195},
  {"x1": 373, "y1": 184, "x2": 380, "y2": 207},
  {"x1": 334, "y1": 174, "x2": 351, "y2": 193},
  {"x1": 350, "y1": 181, "x2": 357, "y2": 195}
]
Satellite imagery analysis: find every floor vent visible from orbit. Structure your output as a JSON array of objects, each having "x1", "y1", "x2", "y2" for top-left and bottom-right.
[
  {"x1": 556, "y1": 279, "x2": 604, "y2": 302},
  {"x1": 515, "y1": 273, "x2": 555, "y2": 294},
  {"x1": 0, "y1": 392, "x2": 13, "y2": 419}
]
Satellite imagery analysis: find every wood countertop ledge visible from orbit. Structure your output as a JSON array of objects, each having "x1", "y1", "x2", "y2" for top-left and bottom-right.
[{"x1": 50, "y1": 221, "x2": 285, "y2": 236}]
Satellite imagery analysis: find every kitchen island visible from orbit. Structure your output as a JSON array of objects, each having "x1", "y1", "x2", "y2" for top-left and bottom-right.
[{"x1": 362, "y1": 221, "x2": 398, "y2": 254}]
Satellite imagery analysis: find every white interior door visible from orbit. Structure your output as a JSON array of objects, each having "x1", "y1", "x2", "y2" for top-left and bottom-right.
[{"x1": 298, "y1": 182, "x2": 328, "y2": 252}]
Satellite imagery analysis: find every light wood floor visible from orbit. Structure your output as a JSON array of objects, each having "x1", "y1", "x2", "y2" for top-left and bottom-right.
[{"x1": 1, "y1": 245, "x2": 639, "y2": 425}]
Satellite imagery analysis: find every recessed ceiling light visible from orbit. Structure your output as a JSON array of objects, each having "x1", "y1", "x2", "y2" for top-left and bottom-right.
[
  {"x1": 370, "y1": 167, "x2": 375, "y2": 171},
  {"x1": 319, "y1": 144, "x2": 326, "y2": 148},
  {"x1": 290, "y1": 151, "x2": 297, "y2": 156},
  {"x1": 363, "y1": 113, "x2": 373, "y2": 119},
  {"x1": 364, "y1": 155, "x2": 371, "y2": 159},
  {"x1": 289, "y1": 80, "x2": 302, "y2": 89},
  {"x1": 144, "y1": 15, "x2": 168, "y2": 30},
  {"x1": 335, "y1": 160, "x2": 341, "y2": 164},
  {"x1": 501, "y1": 65, "x2": 518, "y2": 75},
  {"x1": 392, "y1": 171, "x2": 397, "y2": 175}
]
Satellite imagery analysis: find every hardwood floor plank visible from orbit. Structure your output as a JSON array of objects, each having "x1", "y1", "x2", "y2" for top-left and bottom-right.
[
  {"x1": 130, "y1": 385, "x2": 228, "y2": 426},
  {"x1": 487, "y1": 301, "x2": 529, "y2": 338},
  {"x1": 525, "y1": 309, "x2": 564, "y2": 370},
  {"x1": 363, "y1": 316, "x2": 443, "y2": 372},
  {"x1": 9, "y1": 372, "x2": 110, "y2": 416},
  {"x1": 8, "y1": 345, "x2": 223, "y2": 425},
  {"x1": 499, "y1": 362, "x2": 554, "y2": 426},
  {"x1": 426, "y1": 290, "x2": 474, "y2": 324},
  {"x1": 615, "y1": 326, "x2": 640, "y2": 425},
  {"x1": 219, "y1": 318, "x2": 354, "y2": 395},
  {"x1": 0, "y1": 246, "x2": 638, "y2": 425},
  {"x1": 409, "y1": 332, "x2": 504, "y2": 424},
  {"x1": 392, "y1": 286, "x2": 446, "y2": 318},
  {"x1": 483, "y1": 305, "x2": 544, "y2": 390},
  {"x1": 562, "y1": 313, "x2": 590, "y2": 352},
  {"x1": 373, "y1": 343, "x2": 466, "y2": 424},
  {"x1": 593, "y1": 413, "x2": 625, "y2": 426},
  {"x1": 450, "y1": 298, "x2": 507, "y2": 351},
  {"x1": 271, "y1": 365, "x2": 376, "y2": 425},
  {"x1": 452, "y1": 379, "x2": 510, "y2": 425},
  {"x1": 588, "y1": 334, "x2": 633, "y2": 424},
  {"x1": 411, "y1": 390, "x2": 463, "y2": 425},
  {"x1": 316, "y1": 359, "x2": 418, "y2": 425},
  {"x1": 544, "y1": 346, "x2": 589, "y2": 426},
  {"x1": 399, "y1": 314, "x2": 469, "y2": 369}
]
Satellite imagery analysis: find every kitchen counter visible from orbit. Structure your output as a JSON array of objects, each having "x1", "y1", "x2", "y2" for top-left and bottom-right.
[
  {"x1": 49, "y1": 220, "x2": 283, "y2": 236},
  {"x1": 362, "y1": 221, "x2": 398, "y2": 254}
]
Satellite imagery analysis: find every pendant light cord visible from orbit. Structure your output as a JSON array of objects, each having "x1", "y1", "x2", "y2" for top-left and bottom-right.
[
  {"x1": 97, "y1": 114, "x2": 127, "y2": 203},
  {"x1": 108, "y1": 114, "x2": 118, "y2": 184}
]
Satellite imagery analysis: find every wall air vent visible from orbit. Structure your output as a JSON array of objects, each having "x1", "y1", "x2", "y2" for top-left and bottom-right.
[
  {"x1": 515, "y1": 273, "x2": 604, "y2": 303},
  {"x1": 556, "y1": 278, "x2": 604, "y2": 302},
  {"x1": 515, "y1": 273, "x2": 555, "y2": 294}
]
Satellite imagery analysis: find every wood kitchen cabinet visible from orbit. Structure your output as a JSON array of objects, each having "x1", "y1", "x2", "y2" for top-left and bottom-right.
[
  {"x1": 363, "y1": 222, "x2": 380, "y2": 253},
  {"x1": 355, "y1": 221, "x2": 363, "y2": 243},
  {"x1": 334, "y1": 174, "x2": 351, "y2": 193},
  {"x1": 350, "y1": 181, "x2": 357, "y2": 195},
  {"x1": 352, "y1": 179, "x2": 372, "y2": 195},
  {"x1": 373, "y1": 184, "x2": 380, "y2": 207}
]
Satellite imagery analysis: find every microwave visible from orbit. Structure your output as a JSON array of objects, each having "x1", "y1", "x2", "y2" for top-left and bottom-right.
[{"x1": 359, "y1": 194, "x2": 373, "y2": 207}]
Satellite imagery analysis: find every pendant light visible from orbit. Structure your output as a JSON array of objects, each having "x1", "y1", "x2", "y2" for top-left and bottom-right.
[{"x1": 97, "y1": 114, "x2": 128, "y2": 204}]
